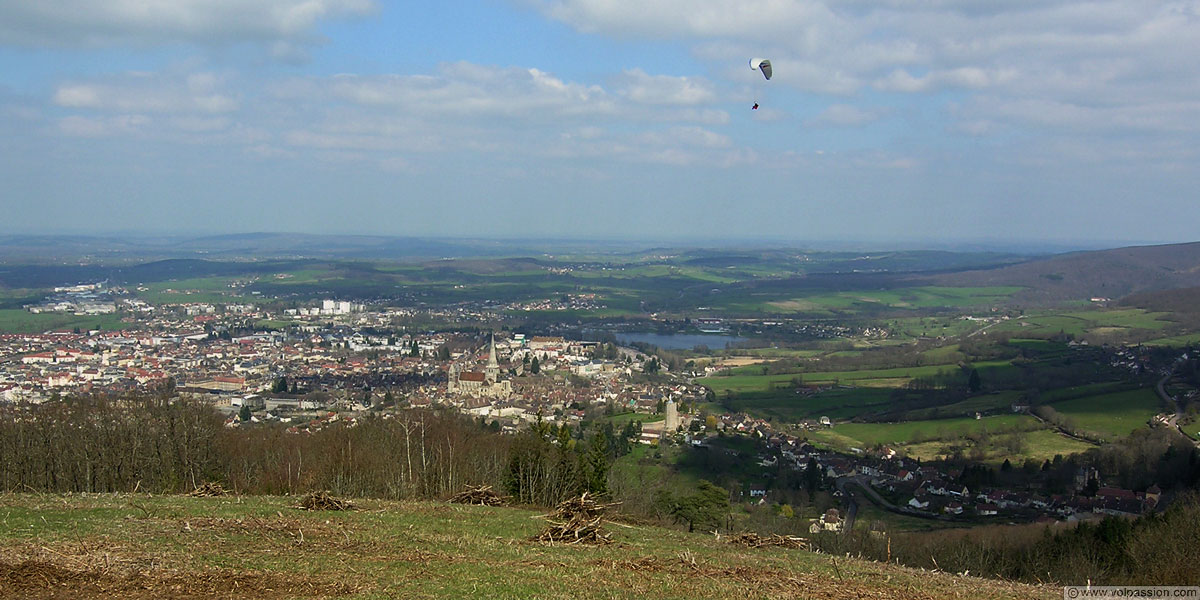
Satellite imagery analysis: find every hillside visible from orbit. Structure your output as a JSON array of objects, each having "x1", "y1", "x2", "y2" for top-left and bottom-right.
[
  {"x1": 929, "y1": 241, "x2": 1200, "y2": 304},
  {"x1": 0, "y1": 493, "x2": 1054, "y2": 600}
]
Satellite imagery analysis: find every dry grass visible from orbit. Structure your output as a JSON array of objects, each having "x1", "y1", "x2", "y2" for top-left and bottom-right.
[{"x1": 0, "y1": 492, "x2": 1058, "y2": 600}]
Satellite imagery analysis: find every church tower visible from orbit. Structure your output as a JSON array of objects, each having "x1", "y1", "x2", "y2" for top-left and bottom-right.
[
  {"x1": 664, "y1": 399, "x2": 679, "y2": 433},
  {"x1": 484, "y1": 334, "x2": 500, "y2": 384}
]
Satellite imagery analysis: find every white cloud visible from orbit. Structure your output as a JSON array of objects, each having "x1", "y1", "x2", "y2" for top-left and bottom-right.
[
  {"x1": 0, "y1": 0, "x2": 375, "y2": 47},
  {"x1": 58, "y1": 114, "x2": 150, "y2": 137},
  {"x1": 874, "y1": 67, "x2": 1017, "y2": 92},
  {"x1": 265, "y1": 62, "x2": 740, "y2": 165},
  {"x1": 615, "y1": 69, "x2": 716, "y2": 105},
  {"x1": 319, "y1": 63, "x2": 616, "y2": 120},
  {"x1": 528, "y1": 0, "x2": 838, "y2": 38},
  {"x1": 807, "y1": 104, "x2": 884, "y2": 127},
  {"x1": 54, "y1": 71, "x2": 238, "y2": 114},
  {"x1": 530, "y1": 0, "x2": 1200, "y2": 139}
]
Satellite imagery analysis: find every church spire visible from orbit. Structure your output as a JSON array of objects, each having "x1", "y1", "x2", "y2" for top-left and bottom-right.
[{"x1": 485, "y1": 333, "x2": 500, "y2": 383}]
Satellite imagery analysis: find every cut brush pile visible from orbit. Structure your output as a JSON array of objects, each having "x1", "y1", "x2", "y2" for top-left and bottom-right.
[
  {"x1": 449, "y1": 485, "x2": 507, "y2": 506},
  {"x1": 533, "y1": 492, "x2": 619, "y2": 545},
  {"x1": 187, "y1": 482, "x2": 230, "y2": 497},
  {"x1": 726, "y1": 532, "x2": 808, "y2": 549},
  {"x1": 296, "y1": 490, "x2": 354, "y2": 511}
]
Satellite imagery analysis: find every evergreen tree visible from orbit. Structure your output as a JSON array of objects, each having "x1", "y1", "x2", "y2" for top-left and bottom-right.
[
  {"x1": 583, "y1": 430, "x2": 610, "y2": 496},
  {"x1": 968, "y1": 368, "x2": 982, "y2": 393},
  {"x1": 804, "y1": 457, "x2": 822, "y2": 493},
  {"x1": 655, "y1": 480, "x2": 730, "y2": 533}
]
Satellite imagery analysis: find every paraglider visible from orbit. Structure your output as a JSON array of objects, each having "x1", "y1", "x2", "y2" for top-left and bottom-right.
[
  {"x1": 749, "y1": 58, "x2": 771, "y2": 110},
  {"x1": 749, "y1": 58, "x2": 772, "y2": 80}
]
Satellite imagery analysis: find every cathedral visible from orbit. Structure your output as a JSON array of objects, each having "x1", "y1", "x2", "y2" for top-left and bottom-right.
[{"x1": 447, "y1": 334, "x2": 511, "y2": 399}]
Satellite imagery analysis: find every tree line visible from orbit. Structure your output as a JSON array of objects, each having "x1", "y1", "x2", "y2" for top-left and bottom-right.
[{"x1": 0, "y1": 394, "x2": 508, "y2": 499}]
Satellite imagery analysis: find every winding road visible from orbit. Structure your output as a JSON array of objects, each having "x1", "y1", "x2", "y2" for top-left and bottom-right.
[{"x1": 1155, "y1": 356, "x2": 1199, "y2": 447}]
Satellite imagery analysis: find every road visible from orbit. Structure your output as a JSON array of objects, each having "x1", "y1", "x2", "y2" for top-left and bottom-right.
[
  {"x1": 835, "y1": 475, "x2": 957, "y2": 526},
  {"x1": 1155, "y1": 356, "x2": 1199, "y2": 447}
]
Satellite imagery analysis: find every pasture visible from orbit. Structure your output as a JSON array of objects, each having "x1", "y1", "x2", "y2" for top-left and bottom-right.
[
  {"x1": 715, "y1": 387, "x2": 895, "y2": 422},
  {"x1": 0, "y1": 309, "x2": 128, "y2": 334},
  {"x1": 1049, "y1": 388, "x2": 1162, "y2": 441},
  {"x1": 698, "y1": 362, "x2": 968, "y2": 394},
  {"x1": 899, "y1": 429, "x2": 1095, "y2": 464},
  {"x1": 0, "y1": 492, "x2": 1055, "y2": 600},
  {"x1": 991, "y1": 308, "x2": 1173, "y2": 339},
  {"x1": 805, "y1": 414, "x2": 1039, "y2": 450}
]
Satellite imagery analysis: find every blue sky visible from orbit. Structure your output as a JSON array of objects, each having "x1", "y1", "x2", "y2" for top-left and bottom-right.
[{"x1": 1, "y1": 1, "x2": 1197, "y2": 246}]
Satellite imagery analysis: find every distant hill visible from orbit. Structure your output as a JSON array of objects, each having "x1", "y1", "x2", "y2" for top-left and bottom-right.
[
  {"x1": 0, "y1": 233, "x2": 544, "y2": 263},
  {"x1": 1120, "y1": 286, "x2": 1200, "y2": 314},
  {"x1": 928, "y1": 241, "x2": 1200, "y2": 304}
]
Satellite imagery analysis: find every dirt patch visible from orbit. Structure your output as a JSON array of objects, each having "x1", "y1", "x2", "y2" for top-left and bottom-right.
[{"x1": 0, "y1": 560, "x2": 362, "y2": 600}]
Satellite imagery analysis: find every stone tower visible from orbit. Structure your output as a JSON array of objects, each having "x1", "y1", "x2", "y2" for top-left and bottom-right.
[
  {"x1": 664, "y1": 398, "x2": 679, "y2": 432},
  {"x1": 484, "y1": 333, "x2": 500, "y2": 384}
]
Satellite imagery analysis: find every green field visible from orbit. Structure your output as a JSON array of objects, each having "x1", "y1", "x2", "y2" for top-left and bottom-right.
[
  {"x1": 990, "y1": 308, "x2": 1174, "y2": 339},
  {"x1": 607, "y1": 411, "x2": 665, "y2": 426},
  {"x1": 0, "y1": 492, "x2": 1055, "y2": 599},
  {"x1": 714, "y1": 387, "x2": 895, "y2": 422},
  {"x1": 805, "y1": 414, "x2": 1039, "y2": 450},
  {"x1": 1049, "y1": 388, "x2": 1162, "y2": 440},
  {"x1": 0, "y1": 308, "x2": 129, "y2": 334},
  {"x1": 1145, "y1": 333, "x2": 1200, "y2": 347},
  {"x1": 698, "y1": 362, "x2": 973, "y2": 393},
  {"x1": 899, "y1": 391, "x2": 1023, "y2": 421},
  {"x1": 760, "y1": 286, "x2": 1023, "y2": 316},
  {"x1": 899, "y1": 429, "x2": 1096, "y2": 464}
]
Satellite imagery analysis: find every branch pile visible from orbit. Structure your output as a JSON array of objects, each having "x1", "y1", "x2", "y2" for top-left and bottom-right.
[
  {"x1": 533, "y1": 492, "x2": 620, "y2": 545},
  {"x1": 187, "y1": 482, "x2": 229, "y2": 497},
  {"x1": 296, "y1": 490, "x2": 355, "y2": 511},
  {"x1": 449, "y1": 485, "x2": 507, "y2": 506},
  {"x1": 727, "y1": 532, "x2": 808, "y2": 549}
]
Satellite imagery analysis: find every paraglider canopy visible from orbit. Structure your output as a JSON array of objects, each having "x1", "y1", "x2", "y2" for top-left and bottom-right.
[{"x1": 749, "y1": 58, "x2": 772, "y2": 80}]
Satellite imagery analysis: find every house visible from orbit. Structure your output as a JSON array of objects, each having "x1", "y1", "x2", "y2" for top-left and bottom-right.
[
  {"x1": 809, "y1": 508, "x2": 843, "y2": 533},
  {"x1": 908, "y1": 496, "x2": 930, "y2": 510},
  {"x1": 944, "y1": 502, "x2": 964, "y2": 515},
  {"x1": 977, "y1": 503, "x2": 999, "y2": 516}
]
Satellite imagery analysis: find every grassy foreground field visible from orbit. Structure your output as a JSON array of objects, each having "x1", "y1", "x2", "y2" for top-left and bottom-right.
[{"x1": 0, "y1": 492, "x2": 1054, "y2": 599}]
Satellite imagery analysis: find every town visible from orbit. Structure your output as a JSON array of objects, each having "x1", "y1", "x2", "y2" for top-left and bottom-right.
[{"x1": 2, "y1": 282, "x2": 1185, "y2": 535}]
